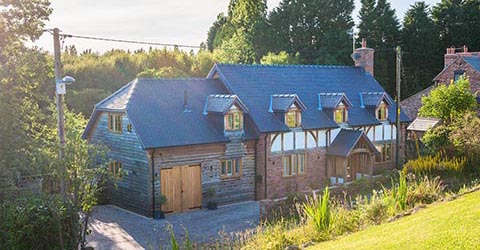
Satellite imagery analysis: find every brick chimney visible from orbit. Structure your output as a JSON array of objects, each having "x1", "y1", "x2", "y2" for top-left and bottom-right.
[
  {"x1": 352, "y1": 38, "x2": 375, "y2": 76},
  {"x1": 444, "y1": 45, "x2": 480, "y2": 68}
]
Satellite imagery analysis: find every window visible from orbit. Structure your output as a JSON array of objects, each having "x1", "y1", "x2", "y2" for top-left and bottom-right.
[
  {"x1": 283, "y1": 153, "x2": 306, "y2": 177},
  {"x1": 108, "y1": 113, "x2": 122, "y2": 133},
  {"x1": 334, "y1": 103, "x2": 348, "y2": 124},
  {"x1": 454, "y1": 70, "x2": 465, "y2": 83},
  {"x1": 108, "y1": 161, "x2": 123, "y2": 179},
  {"x1": 375, "y1": 143, "x2": 392, "y2": 163},
  {"x1": 225, "y1": 110, "x2": 243, "y2": 131},
  {"x1": 286, "y1": 108, "x2": 301, "y2": 128},
  {"x1": 376, "y1": 102, "x2": 388, "y2": 120},
  {"x1": 221, "y1": 159, "x2": 242, "y2": 178}
]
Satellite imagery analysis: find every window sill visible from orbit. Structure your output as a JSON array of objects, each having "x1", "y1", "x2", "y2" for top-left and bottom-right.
[{"x1": 221, "y1": 176, "x2": 242, "y2": 181}]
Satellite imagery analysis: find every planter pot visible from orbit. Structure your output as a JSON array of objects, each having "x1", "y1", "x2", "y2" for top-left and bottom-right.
[{"x1": 207, "y1": 201, "x2": 218, "y2": 210}]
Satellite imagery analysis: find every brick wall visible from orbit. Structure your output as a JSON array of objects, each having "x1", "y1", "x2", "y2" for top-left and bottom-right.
[{"x1": 435, "y1": 57, "x2": 480, "y2": 93}]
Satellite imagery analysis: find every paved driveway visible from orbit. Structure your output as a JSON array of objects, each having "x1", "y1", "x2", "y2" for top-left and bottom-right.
[{"x1": 86, "y1": 201, "x2": 259, "y2": 249}]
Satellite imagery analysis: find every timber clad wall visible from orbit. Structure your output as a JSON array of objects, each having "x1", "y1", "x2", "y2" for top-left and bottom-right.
[
  {"x1": 88, "y1": 112, "x2": 150, "y2": 216},
  {"x1": 152, "y1": 140, "x2": 256, "y2": 211}
]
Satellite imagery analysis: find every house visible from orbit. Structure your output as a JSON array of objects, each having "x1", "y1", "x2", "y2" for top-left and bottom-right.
[
  {"x1": 401, "y1": 46, "x2": 480, "y2": 120},
  {"x1": 82, "y1": 40, "x2": 410, "y2": 217}
]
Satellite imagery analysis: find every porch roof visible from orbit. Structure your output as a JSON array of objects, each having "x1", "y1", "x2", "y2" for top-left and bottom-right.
[{"x1": 327, "y1": 129, "x2": 379, "y2": 157}]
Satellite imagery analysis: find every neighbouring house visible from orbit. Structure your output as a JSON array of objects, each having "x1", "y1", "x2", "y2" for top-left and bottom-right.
[
  {"x1": 401, "y1": 46, "x2": 480, "y2": 120},
  {"x1": 82, "y1": 40, "x2": 411, "y2": 217}
]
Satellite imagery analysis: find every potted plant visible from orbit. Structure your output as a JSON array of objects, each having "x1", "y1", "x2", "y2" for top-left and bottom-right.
[
  {"x1": 155, "y1": 194, "x2": 167, "y2": 219},
  {"x1": 206, "y1": 186, "x2": 217, "y2": 210}
]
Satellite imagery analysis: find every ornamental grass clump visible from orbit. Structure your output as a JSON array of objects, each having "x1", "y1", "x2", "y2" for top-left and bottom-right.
[{"x1": 301, "y1": 187, "x2": 332, "y2": 233}]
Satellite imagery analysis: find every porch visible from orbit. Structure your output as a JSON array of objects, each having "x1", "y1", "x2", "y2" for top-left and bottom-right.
[{"x1": 326, "y1": 129, "x2": 379, "y2": 185}]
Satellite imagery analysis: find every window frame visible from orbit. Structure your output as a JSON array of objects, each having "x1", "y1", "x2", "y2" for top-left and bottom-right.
[
  {"x1": 108, "y1": 113, "x2": 123, "y2": 133},
  {"x1": 283, "y1": 153, "x2": 306, "y2": 177},
  {"x1": 375, "y1": 143, "x2": 393, "y2": 163},
  {"x1": 285, "y1": 107, "x2": 302, "y2": 128},
  {"x1": 225, "y1": 109, "x2": 243, "y2": 131},
  {"x1": 376, "y1": 102, "x2": 388, "y2": 121},
  {"x1": 220, "y1": 158, "x2": 242, "y2": 179},
  {"x1": 334, "y1": 103, "x2": 348, "y2": 124},
  {"x1": 454, "y1": 70, "x2": 465, "y2": 83},
  {"x1": 108, "y1": 161, "x2": 123, "y2": 179}
]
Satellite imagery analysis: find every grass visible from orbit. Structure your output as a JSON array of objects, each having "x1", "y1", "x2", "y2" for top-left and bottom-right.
[{"x1": 309, "y1": 190, "x2": 480, "y2": 250}]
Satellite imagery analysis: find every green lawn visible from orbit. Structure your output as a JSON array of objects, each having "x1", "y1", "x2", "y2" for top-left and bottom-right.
[{"x1": 310, "y1": 191, "x2": 480, "y2": 250}]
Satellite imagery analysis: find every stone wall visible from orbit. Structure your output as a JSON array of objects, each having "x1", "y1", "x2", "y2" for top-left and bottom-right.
[{"x1": 87, "y1": 112, "x2": 151, "y2": 216}]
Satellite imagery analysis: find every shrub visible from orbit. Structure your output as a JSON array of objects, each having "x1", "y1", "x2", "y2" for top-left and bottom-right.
[
  {"x1": 0, "y1": 195, "x2": 77, "y2": 250},
  {"x1": 402, "y1": 153, "x2": 466, "y2": 177},
  {"x1": 301, "y1": 187, "x2": 332, "y2": 233},
  {"x1": 407, "y1": 175, "x2": 444, "y2": 206},
  {"x1": 356, "y1": 191, "x2": 389, "y2": 225}
]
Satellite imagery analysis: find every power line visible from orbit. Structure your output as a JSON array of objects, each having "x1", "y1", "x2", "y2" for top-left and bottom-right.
[{"x1": 58, "y1": 33, "x2": 202, "y2": 49}]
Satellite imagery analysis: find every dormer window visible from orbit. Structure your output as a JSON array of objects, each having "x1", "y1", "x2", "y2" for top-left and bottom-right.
[
  {"x1": 286, "y1": 105, "x2": 302, "y2": 128},
  {"x1": 334, "y1": 102, "x2": 348, "y2": 124},
  {"x1": 225, "y1": 107, "x2": 243, "y2": 131},
  {"x1": 376, "y1": 101, "x2": 388, "y2": 120}
]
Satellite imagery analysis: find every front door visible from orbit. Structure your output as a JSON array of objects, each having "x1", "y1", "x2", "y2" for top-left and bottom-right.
[
  {"x1": 161, "y1": 165, "x2": 202, "y2": 213},
  {"x1": 349, "y1": 153, "x2": 370, "y2": 181}
]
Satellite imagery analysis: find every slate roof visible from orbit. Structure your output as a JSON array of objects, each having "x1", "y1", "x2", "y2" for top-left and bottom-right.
[
  {"x1": 83, "y1": 78, "x2": 257, "y2": 149},
  {"x1": 464, "y1": 57, "x2": 480, "y2": 72},
  {"x1": 318, "y1": 93, "x2": 353, "y2": 109},
  {"x1": 96, "y1": 82, "x2": 134, "y2": 111},
  {"x1": 360, "y1": 92, "x2": 394, "y2": 107},
  {"x1": 210, "y1": 64, "x2": 410, "y2": 132},
  {"x1": 407, "y1": 117, "x2": 441, "y2": 132},
  {"x1": 269, "y1": 94, "x2": 307, "y2": 112},
  {"x1": 327, "y1": 129, "x2": 379, "y2": 157},
  {"x1": 203, "y1": 95, "x2": 248, "y2": 114}
]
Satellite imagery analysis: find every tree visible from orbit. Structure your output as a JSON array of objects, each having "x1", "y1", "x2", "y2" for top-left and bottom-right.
[
  {"x1": 418, "y1": 77, "x2": 477, "y2": 123},
  {"x1": 268, "y1": 0, "x2": 355, "y2": 65},
  {"x1": 206, "y1": 13, "x2": 227, "y2": 51},
  {"x1": 260, "y1": 51, "x2": 300, "y2": 65},
  {"x1": 432, "y1": 0, "x2": 480, "y2": 51},
  {"x1": 401, "y1": 2, "x2": 443, "y2": 99},
  {"x1": 358, "y1": 0, "x2": 400, "y2": 94},
  {"x1": 209, "y1": 0, "x2": 268, "y2": 62}
]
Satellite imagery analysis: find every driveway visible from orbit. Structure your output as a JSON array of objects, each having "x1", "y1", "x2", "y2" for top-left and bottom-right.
[{"x1": 86, "y1": 201, "x2": 260, "y2": 249}]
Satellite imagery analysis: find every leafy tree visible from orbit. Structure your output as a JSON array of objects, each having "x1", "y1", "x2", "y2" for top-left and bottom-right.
[
  {"x1": 432, "y1": 0, "x2": 480, "y2": 51},
  {"x1": 206, "y1": 13, "x2": 228, "y2": 51},
  {"x1": 418, "y1": 77, "x2": 477, "y2": 123},
  {"x1": 209, "y1": 0, "x2": 268, "y2": 62},
  {"x1": 268, "y1": 0, "x2": 355, "y2": 65},
  {"x1": 136, "y1": 66, "x2": 189, "y2": 78},
  {"x1": 260, "y1": 51, "x2": 300, "y2": 65},
  {"x1": 358, "y1": 0, "x2": 400, "y2": 94},
  {"x1": 401, "y1": 2, "x2": 443, "y2": 99}
]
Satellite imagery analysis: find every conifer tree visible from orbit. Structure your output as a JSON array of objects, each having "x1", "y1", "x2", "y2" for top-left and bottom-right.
[
  {"x1": 268, "y1": 0, "x2": 355, "y2": 65},
  {"x1": 401, "y1": 2, "x2": 442, "y2": 98},
  {"x1": 358, "y1": 0, "x2": 400, "y2": 95}
]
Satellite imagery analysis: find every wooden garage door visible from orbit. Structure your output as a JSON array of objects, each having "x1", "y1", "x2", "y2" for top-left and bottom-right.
[{"x1": 161, "y1": 165, "x2": 202, "y2": 213}]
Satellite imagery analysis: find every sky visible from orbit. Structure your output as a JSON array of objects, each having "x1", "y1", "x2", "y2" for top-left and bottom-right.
[{"x1": 34, "y1": 0, "x2": 441, "y2": 53}]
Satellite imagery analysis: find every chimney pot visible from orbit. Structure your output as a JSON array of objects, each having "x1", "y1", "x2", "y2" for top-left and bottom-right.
[
  {"x1": 464, "y1": 45, "x2": 468, "y2": 53},
  {"x1": 362, "y1": 38, "x2": 367, "y2": 48}
]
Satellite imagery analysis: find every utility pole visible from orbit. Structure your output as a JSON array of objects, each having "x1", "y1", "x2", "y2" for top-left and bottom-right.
[
  {"x1": 53, "y1": 28, "x2": 66, "y2": 196},
  {"x1": 395, "y1": 46, "x2": 402, "y2": 169}
]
